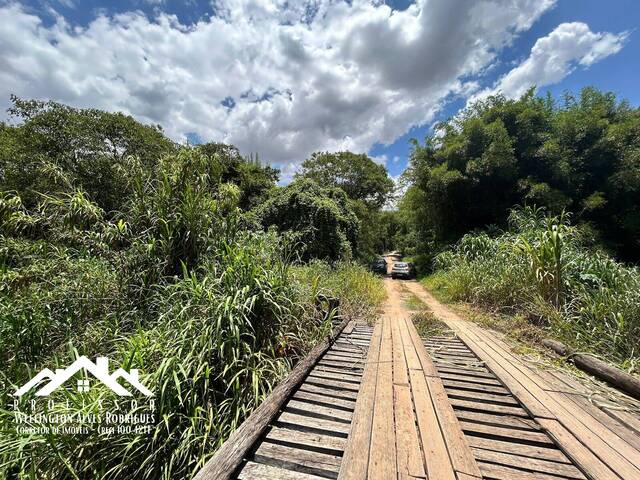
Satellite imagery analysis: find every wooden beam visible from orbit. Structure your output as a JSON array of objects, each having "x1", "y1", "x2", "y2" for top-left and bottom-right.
[
  {"x1": 338, "y1": 320, "x2": 384, "y2": 480},
  {"x1": 193, "y1": 317, "x2": 351, "y2": 480}
]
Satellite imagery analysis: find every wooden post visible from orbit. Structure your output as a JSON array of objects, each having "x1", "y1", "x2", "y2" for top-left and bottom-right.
[{"x1": 193, "y1": 316, "x2": 351, "y2": 480}]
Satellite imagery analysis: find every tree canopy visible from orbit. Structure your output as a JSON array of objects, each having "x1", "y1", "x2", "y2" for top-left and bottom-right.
[
  {"x1": 296, "y1": 151, "x2": 394, "y2": 209},
  {"x1": 256, "y1": 178, "x2": 360, "y2": 261},
  {"x1": 0, "y1": 97, "x2": 280, "y2": 216},
  {"x1": 402, "y1": 87, "x2": 640, "y2": 261},
  {"x1": 0, "y1": 96, "x2": 176, "y2": 213},
  {"x1": 197, "y1": 143, "x2": 279, "y2": 209}
]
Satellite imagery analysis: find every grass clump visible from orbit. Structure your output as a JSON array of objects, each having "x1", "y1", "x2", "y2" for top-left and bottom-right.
[
  {"x1": 0, "y1": 149, "x2": 383, "y2": 480},
  {"x1": 290, "y1": 261, "x2": 386, "y2": 322},
  {"x1": 428, "y1": 206, "x2": 640, "y2": 371},
  {"x1": 403, "y1": 292, "x2": 425, "y2": 312},
  {"x1": 411, "y1": 310, "x2": 449, "y2": 338}
]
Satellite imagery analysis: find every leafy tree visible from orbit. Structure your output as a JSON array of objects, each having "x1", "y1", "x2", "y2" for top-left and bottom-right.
[
  {"x1": 403, "y1": 87, "x2": 640, "y2": 261},
  {"x1": 256, "y1": 178, "x2": 359, "y2": 260},
  {"x1": 197, "y1": 143, "x2": 279, "y2": 209},
  {"x1": 296, "y1": 151, "x2": 395, "y2": 259},
  {"x1": 0, "y1": 96, "x2": 175, "y2": 213},
  {"x1": 296, "y1": 151, "x2": 394, "y2": 209}
]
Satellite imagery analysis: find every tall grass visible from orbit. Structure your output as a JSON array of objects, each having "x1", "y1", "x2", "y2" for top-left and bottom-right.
[
  {"x1": 0, "y1": 150, "x2": 385, "y2": 479},
  {"x1": 429, "y1": 207, "x2": 640, "y2": 370}
]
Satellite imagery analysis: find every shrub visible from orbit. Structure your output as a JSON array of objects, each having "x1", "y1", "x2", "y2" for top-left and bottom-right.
[{"x1": 430, "y1": 206, "x2": 640, "y2": 367}]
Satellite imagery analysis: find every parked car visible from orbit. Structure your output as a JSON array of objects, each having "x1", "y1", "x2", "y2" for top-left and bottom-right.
[
  {"x1": 370, "y1": 257, "x2": 388, "y2": 275},
  {"x1": 391, "y1": 261, "x2": 416, "y2": 279}
]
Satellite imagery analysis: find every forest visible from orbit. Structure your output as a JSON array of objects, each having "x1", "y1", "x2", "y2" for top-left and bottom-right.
[{"x1": 1, "y1": 86, "x2": 639, "y2": 478}]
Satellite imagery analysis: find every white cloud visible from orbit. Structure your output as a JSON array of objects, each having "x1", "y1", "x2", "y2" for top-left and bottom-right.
[
  {"x1": 0, "y1": 0, "x2": 577, "y2": 169},
  {"x1": 371, "y1": 154, "x2": 388, "y2": 166},
  {"x1": 469, "y1": 22, "x2": 628, "y2": 103}
]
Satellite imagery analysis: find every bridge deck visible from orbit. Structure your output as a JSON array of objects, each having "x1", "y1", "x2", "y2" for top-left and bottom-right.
[
  {"x1": 207, "y1": 282, "x2": 640, "y2": 480},
  {"x1": 406, "y1": 282, "x2": 640, "y2": 480}
]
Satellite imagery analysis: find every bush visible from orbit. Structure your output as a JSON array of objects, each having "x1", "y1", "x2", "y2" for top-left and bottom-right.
[
  {"x1": 256, "y1": 179, "x2": 360, "y2": 261},
  {"x1": 429, "y1": 206, "x2": 640, "y2": 368}
]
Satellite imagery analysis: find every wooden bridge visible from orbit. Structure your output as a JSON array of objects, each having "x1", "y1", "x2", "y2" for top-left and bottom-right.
[{"x1": 194, "y1": 280, "x2": 640, "y2": 480}]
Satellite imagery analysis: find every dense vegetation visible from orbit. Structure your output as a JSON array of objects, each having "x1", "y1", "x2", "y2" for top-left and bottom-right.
[
  {"x1": 427, "y1": 207, "x2": 639, "y2": 369},
  {"x1": 401, "y1": 87, "x2": 640, "y2": 264},
  {"x1": 398, "y1": 87, "x2": 640, "y2": 368},
  {"x1": 0, "y1": 98, "x2": 386, "y2": 479},
  {"x1": 2, "y1": 83, "x2": 638, "y2": 477}
]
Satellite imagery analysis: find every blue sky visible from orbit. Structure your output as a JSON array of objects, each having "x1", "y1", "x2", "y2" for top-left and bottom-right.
[{"x1": 1, "y1": 0, "x2": 638, "y2": 181}]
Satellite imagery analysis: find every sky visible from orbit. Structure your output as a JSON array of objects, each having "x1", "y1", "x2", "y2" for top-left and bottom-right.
[{"x1": 1, "y1": 0, "x2": 638, "y2": 182}]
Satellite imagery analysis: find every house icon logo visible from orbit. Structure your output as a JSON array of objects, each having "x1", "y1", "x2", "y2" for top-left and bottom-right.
[{"x1": 14, "y1": 356, "x2": 153, "y2": 397}]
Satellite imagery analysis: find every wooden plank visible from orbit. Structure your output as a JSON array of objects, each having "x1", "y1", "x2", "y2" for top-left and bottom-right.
[
  {"x1": 449, "y1": 396, "x2": 530, "y2": 417},
  {"x1": 391, "y1": 314, "x2": 426, "y2": 478},
  {"x1": 391, "y1": 319, "x2": 409, "y2": 386},
  {"x1": 338, "y1": 320, "x2": 383, "y2": 480},
  {"x1": 453, "y1": 409, "x2": 542, "y2": 431},
  {"x1": 265, "y1": 426, "x2": 346, "y2": 452},
  {"x1": 276, "y1": 411, "x2": 351, "y2": 436},
  {"x1": 536, "y1": 418, "x2": 619, "y2": 480},
  {"x1": 405, "y1": 319, "x2": 482, "y2": 479},
  {"x1": 409, "y1": 368, "x2": 456, "y2": 480},
  {"x1": 471, "y1": 448, "x2": 586, "y2": 479},
  {"x1": 311, "y1": 365, "x2": 362, "y2": 379},
  {"x1": 477, "y1": 462, "x2": 583, "y2": 480},
  {"x1": 467, "y1": 435, "x2": 570, "y2": 464},
  {"x1": 286, "y1": 400, "x2": 352, "y2": 423},
  {"x1": 253, "y1": 442, "x2": 341, "y2": 476},
  {"x1": 320, "y1": 353, "x2": 366, "y2": 363},
  {"x1": 441, "y1": 378, "x2": 510, "y2": 395},
  {"x1": 399, "y1": 316, "x2": 422, "y2": 371},
  {"x1": 237, "y1": 461, "x2": 327, "y2": 480},
  {"x1": 537, "y1": 370, "x2": 640, "y2": 452},
  {"x1": 438, "y1": 371, "x2": 505, "y2": 387},
  {"x1": 441, "y1": 317, "x2": 634, "y2": 480},
  {"x1": 394, "y1": 385, "x2": 426, "y2": 478},
  {"x1": 445, "y1": 387, "x2": 520, "y2": 406},
  {"x1": 293, "y1": 390, "x2": 356, "y2": 411},
  {"x1": 330, "y1": 345, "x2": 366, "y2": 354},
  {"x1": 297, "y1": 383, "x2": 359, "y2": 401},
  {"x1": 323, "y1": 348, "x2": 365, "y2": 358},
  {"x1": 304, "y1": 376, "x2": 361, "y2": 393},
  {"x1": 194, "y1": 317, "x2": 351, "y2": 480},
  {"x1": 606, "y1": 409, "x2": 640, "y2": 437},
  {"x1": 317, "y1": 360, "x2": 364, "y2": 370},
  {"x1": 473, "y1": 334, "x2": 640, "y2": 478},
  {"x1": 437, "y1": 366, "x2": 500, "y2": 380},
  {"x1": 342, "y1": 321, "x2": 356, "y2": 335},
  {"x1": 458, "y1": 420, "x2": 554, "y2": 445},
  {"x1": 368, "y1": 318, "x2": 397, "y2": 479},
  {"x1": 308, "y1": 370, "x2": 362, "y2": 384}
]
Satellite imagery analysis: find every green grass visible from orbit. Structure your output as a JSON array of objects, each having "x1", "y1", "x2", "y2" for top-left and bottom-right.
[
  {"x1": 403, "y1": 292, "x2": 425, "y2": 312},
  {"x1": 427, "y1": 207, "x2": 640, "y2": 373},
  {"x1": 0, "y1": 150, "x2": 386, "y2": 479},
  {"x1": 411, "y1": 310, "x2": 449, "y2": 338}
]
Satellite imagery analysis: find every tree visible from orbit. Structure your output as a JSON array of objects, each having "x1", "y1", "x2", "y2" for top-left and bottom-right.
[
  {"x1": 197, "y1": 143, "x2": 279, "y2": 209},
  {"x1": 0, "y1": 96, "x2": 175, "y2": 214},
  {"x1": 255, "y1": 179, "x2": 359, "y2": 261},
  {"x1": 403, "y1": 87, "x2": 640, "y2": 261},
  {"x1": 295, "y1": 151, "x2": 395, "y2": 259},
  {"x1": 296, "y1": 151, "x2": 394, "y2": 209}
]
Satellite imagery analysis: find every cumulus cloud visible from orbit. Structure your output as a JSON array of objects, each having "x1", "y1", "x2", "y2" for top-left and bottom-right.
[
  {"x1": 469, "y1": 22, "x2": 628, "y2": 103},
  {"x1": 0, "y1": 0, "x2": 578, "y2": 169}
]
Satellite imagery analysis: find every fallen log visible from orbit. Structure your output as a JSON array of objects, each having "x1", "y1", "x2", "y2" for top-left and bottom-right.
[
  {"x1": 193, "y1": 315, "x2": 351, "y2": 480},
  {"x1": 542, "y1": 338, "x2": 640, "y2": 401}
]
